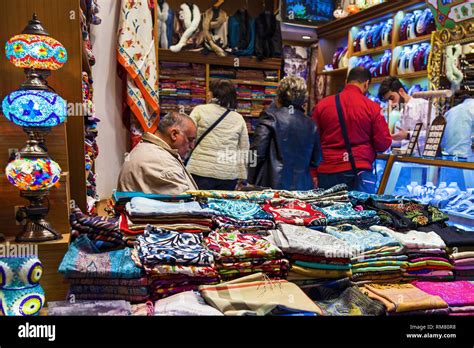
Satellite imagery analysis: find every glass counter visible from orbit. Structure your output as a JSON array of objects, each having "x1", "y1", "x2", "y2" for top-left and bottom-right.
[{"x1": 377, "y1": 154, "x2": 474, "y2": 230}]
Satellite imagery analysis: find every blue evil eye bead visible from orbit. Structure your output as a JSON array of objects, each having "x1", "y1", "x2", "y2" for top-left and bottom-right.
[
  {"x1": 12, "y1": 293, "x2": 45, "y2": 316},
  {"x1": 19, "y1": 259, "x2": 43, "y2": 285},
  {"x1": 0, "y1": 292, "x2": 5, "y2": 316},
  {"x1": 0, "y1": 260, "x2": 14, "y2": 288},
  {"x1": 2, "y1": 89, "x2": 67, "y2": 127}
]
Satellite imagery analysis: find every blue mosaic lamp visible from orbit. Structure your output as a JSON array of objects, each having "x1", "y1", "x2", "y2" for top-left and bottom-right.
[{"x1": 1, "y1": 14, "x2": 67, "y2": 242}]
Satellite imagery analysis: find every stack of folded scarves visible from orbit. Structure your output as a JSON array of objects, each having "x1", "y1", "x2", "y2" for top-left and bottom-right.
[
  {"x1": 419, "y1": 225, "x2": 474, "y2": 280},
  {"x1": 317, "y1": 203, "x2": 380, "y2": 229},
  {"x1": 113, "y1": 190, "x2": 194, "y2": 213},
  {"x1": 370, "y1": 226, "x2": 453, "y2": 281},
  {"x1": 270, "y1": 184, "x2": 349, "y2": 206},
  {"x1": 300, "y1": 278, "x2": 386, "y2": 316},
  {"x1": 204, "y1": 231, "x2": 288, "y2": 280},
  {"x1": 325, "y1": 224, "x2": 403, "y2": 283},
  {"x1": 122, "y1": 197, "x2": 215, "y2": 244},
  {"x1": 267, "y1": 223, "x2": 354, "y2": 283},
  {"x1": 413, "y1": 281, "x2": 474, "y2": 316},
  {"x1": 359, "y1": 283, "x2": 449, "y2": 315},
  {"x1": 205, "y1": 198, "x2": 276, "y2": 232},
  {"x1": 70, "y1": 207, "x2": 125, "y2": 251},
  {"x1": 262, "y1": 199, "x2": 327, "y2": 231},
  {"x1": 133, "y1": 225, "x2": 219, "y2": 300},
  {"x1": 58, "y1": 235, "x2": 149, "y2": 302}
]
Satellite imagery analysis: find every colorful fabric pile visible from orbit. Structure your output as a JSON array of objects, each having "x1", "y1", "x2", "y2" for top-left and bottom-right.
[
  {"x1": 301, "y1": 278, "x2": 386, "y2": 316},
  {"x1": 70, "y1": 207, "x2": 125, "y2": 251},
  {"x1": 268, "y1": 224, "x2": 354, "y2": 282},
  {"x1": 370, "y1": 226, "x2": 453, "y2": 281},
  {"x1": 414, "y1": 281, "x2": 474, "y2": 316},
  {"x1": 133, "y1": 226, "x2": 219, "y2": 300},
  {"x1": 199, "y1": 273, "x2": 323, "y2": 316},
  {"x1": 325, "y1": 224, "x2": 403, "y2": 283},
  {"x1": 59, "y1": 235, "x2": 148, "y2": 302},
  {"x1": 204, "y1": 231, "x2": 288, "y2": 280},
  {"x1": 360, "y1": 283, "x2": 449, "y2": 315},
  {"x1": 121, "y1": 197, "x2": 214, "y2": 243},
  {"x1": 205, "y1": 198, "x2": 275, "y2": 232},
  {"x1": 317, "y1": 203, "x2": 380, "y2": 229},
  {"x1": 262, "y1": 199, "x2": 327, "y2": 231},
  {"x1": 419, "y1": 225, "x2": 474, "y2": 280}
]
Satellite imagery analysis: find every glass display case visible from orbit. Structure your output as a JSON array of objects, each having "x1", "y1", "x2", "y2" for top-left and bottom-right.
[{"x1": 377, "y1": 154, "x2": 474, "y2": 230}]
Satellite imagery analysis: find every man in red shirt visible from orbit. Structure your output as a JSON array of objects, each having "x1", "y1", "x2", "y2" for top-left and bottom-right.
[{"x1": 311, "y1": 67, "x2": 392, "y2": 193}]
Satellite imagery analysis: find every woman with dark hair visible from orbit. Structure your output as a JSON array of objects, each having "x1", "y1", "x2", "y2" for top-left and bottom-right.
[
  {"x1": 187, "y1": 79, "x2": 249, "y2": 190},
  {"x1": 248, "y1": 76, "x2": 321, "y2": 190}
]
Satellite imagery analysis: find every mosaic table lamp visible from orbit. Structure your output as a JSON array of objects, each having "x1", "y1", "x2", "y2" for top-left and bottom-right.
[{"x1": 1, "y1": 14, "x2": 68, "y2": 242}]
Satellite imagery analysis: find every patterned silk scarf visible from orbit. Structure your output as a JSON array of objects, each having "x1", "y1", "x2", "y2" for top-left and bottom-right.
[{"x1": 118, "y1": 0, "x2": 159, "y2": 133}]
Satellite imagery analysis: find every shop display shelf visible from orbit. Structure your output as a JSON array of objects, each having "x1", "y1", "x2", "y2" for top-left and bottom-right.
[
  {"x1": 397, "y1": 71, "x2": 428, "y2": 79},
  {"x1": 211, "y1": 77, "x2": 279, "y2": 87},
  {"x1": 396, "y1": 34, "x2": 432, "y2": 47},
  {"x1": 158, "y1": 75, "x2": 206, "y2": 81},
  {"x1": 351, "y1": 44, "x2": 392, "y2": 58},
  {"x1": 321, "y1": 67, "x2": 349, "y2": 75}
]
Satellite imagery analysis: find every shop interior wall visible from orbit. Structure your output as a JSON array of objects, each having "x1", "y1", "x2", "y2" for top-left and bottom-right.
[
  {"x1": 0, "y1": 0, "x2": 82, "y2": 237},
  {"x1": 91, "y1": 0, "x2": 128, "y2": 201}
]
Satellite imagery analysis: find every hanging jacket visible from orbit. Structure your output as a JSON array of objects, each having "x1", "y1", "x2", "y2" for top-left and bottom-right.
[
  {"x1": 248, "y1": 102, "x2": 322, "y2": 190},
  {"x1": 254, "y1": 11, "x2": 282, "y2": 60},
  {"x1": 170, "y1": 3, "x2": 204, "y2": 52},
  {"x1": 157, "y1": 1, "x2": 174, "y2": 49},
  {"x1": 202, "y1": 7, "x2": 228, "y2": 57},
  {"x1": 227, "y1": 9, "x2": 255, "y2": 57}
]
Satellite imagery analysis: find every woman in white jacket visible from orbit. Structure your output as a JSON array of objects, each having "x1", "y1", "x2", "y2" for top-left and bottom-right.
[{"x1": 187, "y1": 80, "x2": 250, "y2": 190}]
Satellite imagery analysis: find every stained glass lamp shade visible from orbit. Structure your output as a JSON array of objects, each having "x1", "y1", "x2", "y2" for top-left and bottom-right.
[
  {"x1": 2, "y1": 90, "x2": 67, "y2": 127},
  {"x1": 6, "y1": 157, "x2": 61, "y2": 191},
  {"x1": 5, "y1": 34, "x2": 67, "y2": 71}
]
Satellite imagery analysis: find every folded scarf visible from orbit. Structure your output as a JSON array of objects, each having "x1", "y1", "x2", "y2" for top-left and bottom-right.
[
  {"x1": 294, "y1": 260, "x2": 351, "y2": 270},
  {"x1": 136, "y1": 226, "x2": 214, "y2": 267},
  {"x1": 204, "y1": 231, "x2": 283, "y2": 261},
  {"x1": 290, "y1": 265, "x2": 352, "y2": 279},
  {"x1": 361, "y1": 283, "x2": 448, "y2": 313},
  {"x1": 413, "y1": 281, "x2": 474, "y2": 307}
]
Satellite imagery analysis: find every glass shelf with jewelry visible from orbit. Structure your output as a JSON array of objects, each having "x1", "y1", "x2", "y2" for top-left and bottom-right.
[{"x1": 376, "y1": 155, "x2": 474, "y2": 231}]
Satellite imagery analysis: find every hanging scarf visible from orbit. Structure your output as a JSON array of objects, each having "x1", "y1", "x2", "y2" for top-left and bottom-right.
[
  {"x1": 118, "y1": 0, "x2": 159, "y2": 133},
  {"x1": 202, "y1": 7, "x2": 228, "y2": 57},
  {"x1": 157, "y1": 1, "x2": 171, "y2": 48},
  {"x1": 170, "y1": 3, "x2": 202, "y2": 53}
]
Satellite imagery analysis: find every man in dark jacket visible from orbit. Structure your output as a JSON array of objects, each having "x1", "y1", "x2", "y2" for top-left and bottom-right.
[
  {"x1": 248, "y1": 76, "x2": 321, "y2": 190},
  {"x1": 311, "y1": 67, "x2": 392, "y2": 193}
]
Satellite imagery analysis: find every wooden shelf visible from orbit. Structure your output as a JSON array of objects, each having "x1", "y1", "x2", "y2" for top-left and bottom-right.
[
  {"x1": 159, "y1": 76, "x2": 205, "y2": 81},
  {"x1": 397, "y1": 71, "x2": 428, "y2": 79},
  {"x1": 317, "y1": 0, "x2": 424, "y2": 39},
  {"x1": 351, "y1": 44, "x2": 392, "y2": 57},
  {"x1": 159, "y1": 49, "x2": 282, "y2": 70},
  {"x1": 211, "y1": 78, "x2": 279, "y2": 87},
  {"x1": 159, "y1": 95, "x2": 206, "y2": 99},
  {"x1": 321, "y1": 67, "x2": 348, "y2": 75},
  {"x1": 238, "y1": 97, "x2": 274, "y2": 101},
  {"x1": 395, "y1": 34, "x2": 433, "y2": 47},
  {"x1": 372, "y1": 76, "x2": 389, "y2": 84}
]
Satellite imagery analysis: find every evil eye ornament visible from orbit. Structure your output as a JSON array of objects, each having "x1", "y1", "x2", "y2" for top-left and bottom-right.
[
  {"x1": 19, "y1": 259, "x2": 43, "y2": 285},
  {"x1": 11, "y1": 293, "x2": 45, "y2": 316},
  {"x1": 0, "y1": 260, "x2": 14, "y2": 288},
  {"x1": 0, "y1": 292, "x2": 6, "y2": 316}
]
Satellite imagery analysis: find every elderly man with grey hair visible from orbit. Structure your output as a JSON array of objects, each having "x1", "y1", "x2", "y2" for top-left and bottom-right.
[
  {"x1": 248, "y1": 76, "x2": 322, "y2": 190},
  {"x1": 117, "y1": 111, "x2": 199, "y2": 194}
]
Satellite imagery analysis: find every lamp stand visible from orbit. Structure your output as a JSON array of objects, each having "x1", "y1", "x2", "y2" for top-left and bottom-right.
[{"x1": 15, "y1": 191, "x2": 61, "y2": 242}]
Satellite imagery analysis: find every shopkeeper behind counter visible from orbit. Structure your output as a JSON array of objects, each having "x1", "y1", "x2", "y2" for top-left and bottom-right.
[{"x1": 117, "y1": 112, "x2": 198, "y2": 194}]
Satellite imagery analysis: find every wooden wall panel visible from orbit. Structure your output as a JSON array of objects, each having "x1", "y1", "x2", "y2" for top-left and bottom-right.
[
  {"x1": 0, "y1": 0, "x2": 82, "y2": 236},
  {"x1": 166, "y1": 0, "x2": 275, "y2": 18}
]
